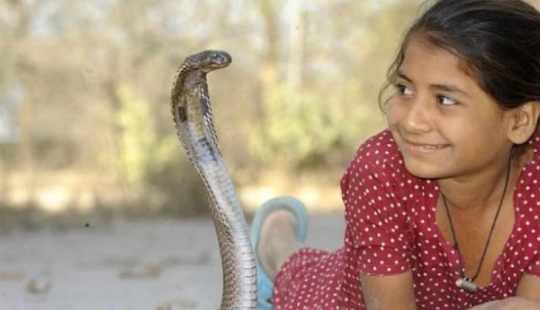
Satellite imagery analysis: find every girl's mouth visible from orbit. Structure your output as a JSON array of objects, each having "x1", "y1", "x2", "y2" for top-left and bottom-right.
[{"x1": 404, "y1": 140, "x2": 449, "y2": 154}]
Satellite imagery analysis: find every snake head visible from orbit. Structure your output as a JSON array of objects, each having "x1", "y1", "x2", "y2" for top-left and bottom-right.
[{"x1": 184, "y1": 50, "x2": 232, "y2": 72}]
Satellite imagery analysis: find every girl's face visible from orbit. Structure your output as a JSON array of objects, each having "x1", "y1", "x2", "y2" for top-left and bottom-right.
[{"x1": 386, "y1": 36, "x2": 515, "y2": 180}]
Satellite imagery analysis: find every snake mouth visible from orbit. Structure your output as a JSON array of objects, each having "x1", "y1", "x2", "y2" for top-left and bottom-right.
[
  {"x1": 208, "y1": 50, "x2": 232, "y2": 69},
  {"x1": 185, "y1": 50, "x2": 232, "y2": 71}
]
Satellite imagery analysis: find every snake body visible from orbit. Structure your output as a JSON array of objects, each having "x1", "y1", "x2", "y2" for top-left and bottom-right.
[{"x1": 170, "y1": 50, "x2": 257, "y2": 310}]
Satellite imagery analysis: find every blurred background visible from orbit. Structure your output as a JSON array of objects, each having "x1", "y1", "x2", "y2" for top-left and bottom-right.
[
  {"x1": 5, "y1": 0, "x2": 538, "y2": 308},
  {"x1": 0, "y1": 0, "x2": 431, "y2": 229}
]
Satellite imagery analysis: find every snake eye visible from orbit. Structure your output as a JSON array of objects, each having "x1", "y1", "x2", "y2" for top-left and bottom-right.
[{"x1": 206, "y1": 51, "x2": 231, "y2": 67}]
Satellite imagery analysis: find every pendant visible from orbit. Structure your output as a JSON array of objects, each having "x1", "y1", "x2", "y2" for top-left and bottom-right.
[{"x1": 456, "y1": 277, "x2": 477, "y2": 293}]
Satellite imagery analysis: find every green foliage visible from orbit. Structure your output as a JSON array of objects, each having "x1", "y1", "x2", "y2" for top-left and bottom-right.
[
  {"x1": 249, "y1": 84, "x2": 378, "y2": 169},
  {"x1": 112, "y1": 85, "x2": 208, "y2": 215},
  {"x1": 113, "y1": 85, "x2": 158, "y2": 184}
]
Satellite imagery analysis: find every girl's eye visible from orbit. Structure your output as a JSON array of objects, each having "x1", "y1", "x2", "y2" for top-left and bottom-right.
[
  {"x1": 437, "y1": 95, "x2": 458, "y2": 106},
  {"x1": 395, "y1": 84, "x2": 413, "y2": 96}
]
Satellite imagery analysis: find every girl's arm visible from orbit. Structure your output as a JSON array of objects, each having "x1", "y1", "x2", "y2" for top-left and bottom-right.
[
  {"x1": 516, "y1": 273, "x2": 540, "y2": 303},
  {"x1": 468, "y1": 297, "x2": 540, "y2": 310},
  {"x1": 468, "y1": 274, "x2": 540, "y2": 310},
  {"x1": 361, "y1": 271, "x2": 418, "y2": 310}
]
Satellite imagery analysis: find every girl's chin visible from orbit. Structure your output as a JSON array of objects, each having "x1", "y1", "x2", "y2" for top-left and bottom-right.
[{"x1": 402, "y1": 160, "x2": 447, "y2": 180}]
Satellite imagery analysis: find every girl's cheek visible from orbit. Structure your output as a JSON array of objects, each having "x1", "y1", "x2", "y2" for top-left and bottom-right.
[{"x1": 385, "y1": 100, "x2": 403, "y2": 128}]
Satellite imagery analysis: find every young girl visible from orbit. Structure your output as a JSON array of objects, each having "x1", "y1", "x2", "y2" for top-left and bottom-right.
[{"x1": 250, "y1": 0, "x2": 540, "y2": 309}]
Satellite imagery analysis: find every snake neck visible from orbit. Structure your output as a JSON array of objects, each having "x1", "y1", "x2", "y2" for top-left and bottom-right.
[{"x1": 202, "y1": 164, "x2": 257, "y2": 309}]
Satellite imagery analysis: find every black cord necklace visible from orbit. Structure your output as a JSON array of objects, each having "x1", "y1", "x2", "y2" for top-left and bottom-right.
[{"x1": 441, "y1": 156, "x2": 512, "y2": 293}]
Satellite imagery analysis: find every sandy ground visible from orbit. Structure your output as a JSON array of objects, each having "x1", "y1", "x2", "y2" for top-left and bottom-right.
[{"x1": 0, "y1": 213, "x2": 345, "y2": 310}]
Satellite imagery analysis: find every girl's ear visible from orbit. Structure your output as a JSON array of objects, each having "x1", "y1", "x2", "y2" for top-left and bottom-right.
[{"x1": 508, "y1": 101, "x2": 540, "y2": 144}]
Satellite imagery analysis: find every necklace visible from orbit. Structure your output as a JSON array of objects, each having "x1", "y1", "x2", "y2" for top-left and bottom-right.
[{"x1": 441, "y1": 156, "x2": 512, "y2": 293}]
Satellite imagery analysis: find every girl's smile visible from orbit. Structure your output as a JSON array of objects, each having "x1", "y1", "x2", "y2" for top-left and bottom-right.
[
  {"x1": 386, "y1": 35, "x2": 516, "y2": 181},
  {"x1": 402, "y1": 139, "x2": 450, "y2": 155}
]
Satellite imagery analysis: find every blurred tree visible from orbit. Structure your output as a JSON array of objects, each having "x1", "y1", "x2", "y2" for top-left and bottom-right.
[
  {"x1": 0, "y1": 0, "x2": 438, "y2": 216},
  {"x1": 248, "y1": 0, "x2": 421, "y2": 171}
]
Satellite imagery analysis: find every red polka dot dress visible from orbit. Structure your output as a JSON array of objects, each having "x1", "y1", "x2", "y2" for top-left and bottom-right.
[{"x1": 272, "y1": 129, "x2": 540, "y2": 310}]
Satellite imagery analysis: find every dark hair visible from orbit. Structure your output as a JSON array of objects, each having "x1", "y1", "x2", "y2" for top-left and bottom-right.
[{"x1": 380, "y1": 0, "x2": 540, "y2": 115}]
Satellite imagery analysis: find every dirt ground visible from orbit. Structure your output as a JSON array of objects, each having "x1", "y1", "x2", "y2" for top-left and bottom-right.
[{"x1": 0, "y1": 213, "x2": 345, "y2": 310}]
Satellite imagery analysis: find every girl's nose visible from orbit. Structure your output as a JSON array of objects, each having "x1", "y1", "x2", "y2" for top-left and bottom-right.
[{"x1": 402, "y1": 99, "x2": 432, "y2": 134}]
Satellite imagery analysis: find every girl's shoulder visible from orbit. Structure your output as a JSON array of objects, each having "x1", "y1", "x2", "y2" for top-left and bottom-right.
[
  {"x1": 352, "y1": 129, "x2": 402, "y2": 168},
  {"x1": 343, "y1": 129, "x2": 426, "y2": 187},
  {"x1": 348, "y1": 129, "x2": 409, "y2": 178},
  {"x1": 341, "y1": 129, "x2": 435, "y2": 200}
]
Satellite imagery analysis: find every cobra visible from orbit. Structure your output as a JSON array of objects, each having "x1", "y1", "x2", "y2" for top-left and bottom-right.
[{"x1": 170, "y1": 50, "x2": 257, "y2": 310}]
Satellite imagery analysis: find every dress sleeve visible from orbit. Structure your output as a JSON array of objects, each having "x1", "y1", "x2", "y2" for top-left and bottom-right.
[{"x1": 341, "y1": 152, "x2": 413, "y2": 276}]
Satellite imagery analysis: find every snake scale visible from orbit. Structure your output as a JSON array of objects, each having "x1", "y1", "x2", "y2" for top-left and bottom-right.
[{"x1": 170, "y1": 50, "x2": 258, "y2": 310}]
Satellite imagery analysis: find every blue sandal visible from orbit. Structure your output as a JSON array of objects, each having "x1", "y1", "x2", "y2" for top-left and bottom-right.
[{"x1": 250, "y1": 196, "x2": 309, "y2": 310}]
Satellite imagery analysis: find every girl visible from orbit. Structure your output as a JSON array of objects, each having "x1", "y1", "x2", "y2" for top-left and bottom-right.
[{"x1": 250, "y1": 0, "x2": 540, "y2": 309}]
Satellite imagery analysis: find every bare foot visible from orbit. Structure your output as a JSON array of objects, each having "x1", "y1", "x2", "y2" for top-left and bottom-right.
[{"x1": 257, "y1": 209, "x2": 302, "y2": 280}]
